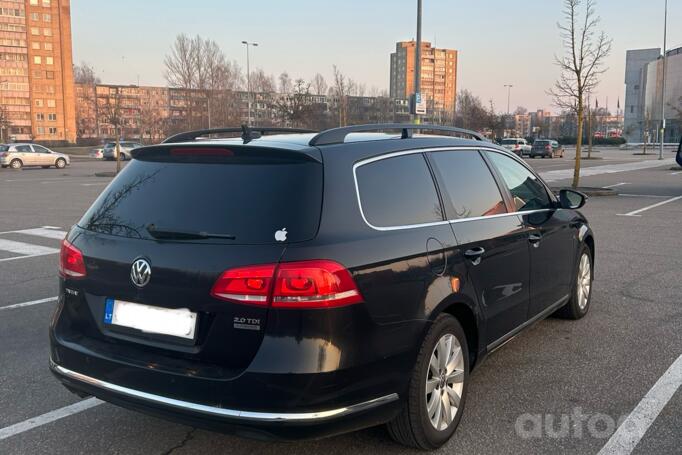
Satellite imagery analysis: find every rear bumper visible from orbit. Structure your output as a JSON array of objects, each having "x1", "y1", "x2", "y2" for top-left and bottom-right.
[{"x1": 50, "y1": 359, "x2": 400, "y2": 440}]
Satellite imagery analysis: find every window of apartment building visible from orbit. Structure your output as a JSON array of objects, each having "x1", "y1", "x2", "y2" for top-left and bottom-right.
[
  {"x1": 47, "y1": 99, "x2": 55, "y2": 107},
  {"x1": 31, "y1": 12, "x2": 39, "y2": 21},
  {"x1": 46, "y1": 56, "x2": 53, "y2": 65},
  {"x1": 36, "y1": 113, "x2": 45, "y2": 121},
  {"x1": 31, "y1": 27, "x2": 39, "y2": 35},
  {"x1": 46, "y1": 71, "x2": 54, "y2": 79},
  {"x1": 43, "y1": 0, "x2": 51, "y2": 5},
  {"x1": 37, "y1": 126, "x2": 44, "y2": 134},
  {"x1": 33, "y1": 70, "x2": 42, "y2": 78},
  {"x1": 43, "y1": 13, "x2": 51, "y2": 22},
  {"x1": 43, "y1": 28, "x2": 52, "y2": 36},
  {"x1": 30, "y1": 0, "x2": 39, "y2": 4},
  {"x1": 48, "y1": 127, "x2": 57, "y2": 135},
  {"x1": 48, "y1": 113, "x2": 56, "y2": 121},
  {"x1": 45, "y1": 85, "x2": 54, "y2": 93},
  {"x1": 44, "y1": 42, "x2": 52, "y2": 50},
  {"x1": 35, "y1": 99, "x2": 44, "y2": 107},
  {"x1": 34, "y1": 56, "x2": 42, "y2": 64},
  {"x1": 0, "y1": 8, "x2": 24, "y2": 17},
  {"x1": 32, "y1": 42, "x2": 40, "y2": 50}
]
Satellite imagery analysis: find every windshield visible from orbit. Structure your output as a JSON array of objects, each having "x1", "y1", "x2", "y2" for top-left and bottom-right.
[
  {"x1": 0, "y1": 146, "x2": 9, "y2": 152},
  {"x1": 78, "y1": 157, "x2": 323, "y2": 244}
]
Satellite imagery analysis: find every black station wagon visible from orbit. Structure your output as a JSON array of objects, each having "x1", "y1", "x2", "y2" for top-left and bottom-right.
[{"x1": 50, "y1": 124, "x2": 595, "y2": 450}]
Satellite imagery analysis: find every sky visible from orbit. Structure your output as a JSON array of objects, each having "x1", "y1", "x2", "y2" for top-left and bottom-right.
[{"x1": 71, "y1": 0, "x2": 681, "y2": 114}]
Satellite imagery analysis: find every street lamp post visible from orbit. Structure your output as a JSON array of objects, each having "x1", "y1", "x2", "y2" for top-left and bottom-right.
[
  {"x1": 414, "y1": 0, "x2": 422, "y2": 125},
  {"x1": 241, "y1": 41, "x2": 258, "y2": 126},
  {"x1": 504, "y1": 84, "x2": 513, "y2": 115},
  {"x1": 659, "y1": 0, "x2": 668, "y2": 160}
]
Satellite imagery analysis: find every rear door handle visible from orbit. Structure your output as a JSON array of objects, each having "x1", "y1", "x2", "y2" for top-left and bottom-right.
[{"x1": 464, "y1": 247, "x2": 485, "y2": 265}]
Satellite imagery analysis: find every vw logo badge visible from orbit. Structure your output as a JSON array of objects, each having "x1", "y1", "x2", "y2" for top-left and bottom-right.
[{"x1": 130, "y1": 258, "x2": 151, "y2": 288}]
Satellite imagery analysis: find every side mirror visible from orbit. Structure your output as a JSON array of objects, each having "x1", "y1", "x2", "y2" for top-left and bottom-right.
[{"x1": 559, "y1": 189, "x2": 587, "y2": 209}]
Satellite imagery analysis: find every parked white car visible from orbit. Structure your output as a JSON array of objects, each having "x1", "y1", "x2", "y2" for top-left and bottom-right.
[
  {"x1": 500, "y1": 138, "x2": 532, "y2": 156},
  {"x1": 102, "y1": 141, "x2": 143, "y2": 161},
  {"x1": 0, "y1": 143, "x2": 70, "y2": 170}
]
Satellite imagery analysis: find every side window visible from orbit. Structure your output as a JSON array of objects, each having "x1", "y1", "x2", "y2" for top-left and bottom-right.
[
  {"x1": 356, "y1": 153, "x2": 443, "y2": 228},
  {"x1": 429, "y1": 150, "x2": 507, "y2": 219},
  {"x1": 487, "y1": 152, "x2": 552, "y2": 212},
  {"x1": 32, "y1": 145, "x2": 49, "y2": 153},
  {"x1": 16, "y1": 145, "x2": 32, "y2": 153}
]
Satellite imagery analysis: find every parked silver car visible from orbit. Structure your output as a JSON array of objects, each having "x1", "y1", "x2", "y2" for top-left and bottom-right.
[
  {"x1": 0, "y1": 143, "x2": 70, "y2": 170},
  {"x1": 102, "y1": 141, "x2": 143, "y2": 161}
]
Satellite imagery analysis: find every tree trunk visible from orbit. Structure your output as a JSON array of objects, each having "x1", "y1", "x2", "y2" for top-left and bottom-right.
[
  {"x1": 573, "y1": 102, "x2": 584, "y2": 188},
  {"x1": 587, "y1": 107, "x2": 594, "y2": 160}
]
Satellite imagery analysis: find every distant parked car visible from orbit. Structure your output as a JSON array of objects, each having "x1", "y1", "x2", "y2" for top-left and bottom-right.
[
  {"x1": 0, "y1": 143, "x2": 70, "y2": 170},
  {"x1": 531, "y1": 139, "x2": 565, "y2": 159},
  {"x1": 102, "y1": 141, "x2": 143, "y2": 161},
  {"x1": 89, "y1": 148, "x2": 104, "y2": 159},
  {"x1": 500, "y1": 138, "x2": 531, "y2": 156},
  {"x1": 676, "y1": 136, "x2": 682, "y2": 168}
]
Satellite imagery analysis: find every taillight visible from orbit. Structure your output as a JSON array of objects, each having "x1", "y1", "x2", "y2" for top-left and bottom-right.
[
  {"x1": 211, "y1": 260, "x2": 363, "y2": 309},
  {"x1": 545, "y1": 145, "x2": 552, "y2": 151},
  {"x1": 210, "y1": 264, "x2": 276, "y2": 306},
  {"x1": 59, "y1": 239, "x2": 86, "y2": 279}
]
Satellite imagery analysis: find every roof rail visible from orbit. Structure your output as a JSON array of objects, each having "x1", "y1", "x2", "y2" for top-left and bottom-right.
[
  {"x1": 308, "y1": 123, "x2": 485, "y2": 146},
  {"x1": 162, "y1": 126, "x2": 317, "y2": 144}
]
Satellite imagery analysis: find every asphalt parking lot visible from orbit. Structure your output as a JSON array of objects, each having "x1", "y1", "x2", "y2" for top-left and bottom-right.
[{"x1": 0, "y1": 147, "x2": 680, "y2": 454}]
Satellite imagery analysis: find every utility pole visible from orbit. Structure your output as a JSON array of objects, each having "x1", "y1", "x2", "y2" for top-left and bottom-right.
[
  {"x1": 414, "y1": 0, "x2": 422, "y2": 125},
  {"x1": 659, "y1": 0, "x2": 668, "y2": 160},
  {"x1": 241, "y1": 41, "x2": 258, "y2": 126},
  {"x1": 504, "y1": 84, "x2": 513, "y2": 115}
]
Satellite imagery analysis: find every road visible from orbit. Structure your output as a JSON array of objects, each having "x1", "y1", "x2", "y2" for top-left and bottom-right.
[{"x1": 1, "y1": 147, "x2": 680, "y2": 454}]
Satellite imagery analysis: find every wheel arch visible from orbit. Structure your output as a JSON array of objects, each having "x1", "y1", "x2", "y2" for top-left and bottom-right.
[{"x1": 429, "y1": 299, "x2": 481, "y2": 371}]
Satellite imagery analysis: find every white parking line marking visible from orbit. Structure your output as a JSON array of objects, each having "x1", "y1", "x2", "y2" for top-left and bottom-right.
[
  {"x1": 0, "y1": 253, "x2": 57, "y2": 263},
  {"x1": 540, "y1": 158, "x2": 675, "y2": 182},
  {"x1": 604, "y1": 182, "x2": 629, "y2": 188},
  {"x1": 597, "y1": 354, "x2": 682, "y2": 455},
  {"x1": 670, "y1": 171, "x2": 682, "y2": 176},
  {"x1": 80, "y1": 182, "x2": 108, "y2": 186},
  {"x1": 617, "y1": 195, "x2": 682, "y2": 217},
  {"x1": 0, "y1": 238, "x2": 59, "y2": 256},
  {"x1": 12, "y1": 227, "x2": 66, "y2": 240},
  {"x1": 618, "y1": 194, "x2": 672, "y2": 198},
  {"x1": 0, "y1": 296, "x2": 58, "y2": 311},
  {"x1": 0, "y1": 398, "x2": 102, "y2": 441}
]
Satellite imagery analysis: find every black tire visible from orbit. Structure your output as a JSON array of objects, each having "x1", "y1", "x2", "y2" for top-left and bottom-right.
[
  {"x1": 387, "y1": 314, "x2": 469, "y2": 450},
  {"x1": 55, "y1": 158, "x2": 66, "y2": 169},
  {"x1": 9, "y1": 159, "x2": 22, "y2": 170},
  {"x1": 555, "y1": 245, "x2": 593, "y2": 319}
]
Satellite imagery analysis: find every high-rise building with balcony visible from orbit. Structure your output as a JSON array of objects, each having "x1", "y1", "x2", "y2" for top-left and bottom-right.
[
  {"x1": 389, "y1": 40, "x2": 458, "y2": 113},
  {"x1": 0, "y1": 0, "x2": 75, "y2": 144}
]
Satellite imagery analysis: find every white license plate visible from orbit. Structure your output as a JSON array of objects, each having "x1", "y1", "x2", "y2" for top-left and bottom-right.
[{"x1": 104, "y1": 299, "x2": 197, "y2": 340}]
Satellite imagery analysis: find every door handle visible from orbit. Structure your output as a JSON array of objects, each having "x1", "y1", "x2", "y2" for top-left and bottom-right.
[
  {"x1": 529, "y1": 233, "x2": 542, "y2": 246},
  {"x1": 464, "y1": 247, "x2": 485, "y2": 265}
]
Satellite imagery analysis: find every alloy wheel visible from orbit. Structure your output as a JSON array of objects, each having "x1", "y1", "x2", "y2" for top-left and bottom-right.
[
  {"x1": 425, "y1": 333, "x2": 464, "y2": 431},
  {"x1": 577, "y1": 253, "x2": 591, "y2": 310}
]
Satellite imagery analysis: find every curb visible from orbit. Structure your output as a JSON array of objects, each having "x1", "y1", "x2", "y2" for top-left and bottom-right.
[{"x1": 94, "y1": 172, "x2": 116, "y2": 177}]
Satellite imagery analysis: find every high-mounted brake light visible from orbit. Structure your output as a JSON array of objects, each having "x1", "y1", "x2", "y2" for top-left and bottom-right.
[
  {"x1": 59, "y1": 239, "x2": 86, "y2": 279},
  {"x1": 210, "y1": 260, "x2": 363, "y2": 309},
  {"x1": 170, "y1": 148, "x2": 234, "y2": 157}
]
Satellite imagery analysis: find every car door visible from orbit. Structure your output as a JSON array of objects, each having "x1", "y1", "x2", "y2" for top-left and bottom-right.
[
  {"x1": 485, "y1": 151, "x2": 575, "y2": 319},
  {"x1": 32, "y1": 145, "x2": 53, "y2": 165},
  {"x1": 427, "y1": 149, "x2": 531, "y2": 347},
  {"x1": 15, "y1": 145, "x2": 35, "y2": 165}
]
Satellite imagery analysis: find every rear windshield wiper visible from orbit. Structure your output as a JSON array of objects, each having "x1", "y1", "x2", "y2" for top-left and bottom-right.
[{"x1": 146, "y1": 224, "x2": 236, "y2": 240}]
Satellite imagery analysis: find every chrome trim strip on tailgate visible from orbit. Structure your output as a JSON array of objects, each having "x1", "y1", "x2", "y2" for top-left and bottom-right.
[{"x1": 50, "y1": 360, "x2": 398, "y2": 422}]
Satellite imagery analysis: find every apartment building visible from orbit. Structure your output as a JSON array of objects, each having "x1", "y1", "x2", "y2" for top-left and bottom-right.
[{"x1": 0, "y1": 0, "x2": 76, "y2": 144}]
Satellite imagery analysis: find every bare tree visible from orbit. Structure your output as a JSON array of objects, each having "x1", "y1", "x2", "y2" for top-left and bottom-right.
[
  {"x1": 73, "y1": 62, "x2": 101, "y2": 85},
  {"x1": 312, "y1": 73, "x2": 327, "y2": 96},
  {"x1": 279, "y1": 72, "x2": 292, "y2": 94},
  {"x1": 548, "y1": 0, "x2": 612, "y2": 187},
  {"x1": 331, "y1": 65, "x2": 353, "y2": 126},
  {"x1": 0, "y1": 104, "x2": 11, "y2": 142}
]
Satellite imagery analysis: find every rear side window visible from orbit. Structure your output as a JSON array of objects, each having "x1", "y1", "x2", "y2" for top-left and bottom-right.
[
  {"x1": 355, "y1": 153, "x2": 443, "y2": 228},
  {"x1": 501, "y1": 139, "x2": 516, "y2": 145},
  {"x1": 428, "y1": 150, "x2": 507, "y2": 219},
  {"x1": 79, "y1": 155, "x2": 323, "y2": 244}
]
